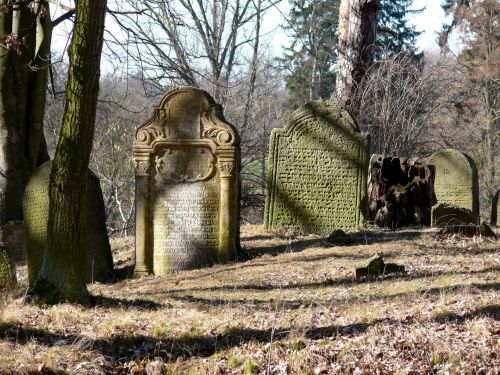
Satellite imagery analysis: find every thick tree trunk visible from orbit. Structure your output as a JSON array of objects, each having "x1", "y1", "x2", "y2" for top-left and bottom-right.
[
  {"x1": 0, "y1": 3, "x2": 24, "y2": 224},
  {"x1": 27, "y1": 6, "x2": 52, "y2": 172},
  {"x1": 0, "y1": 1, "x2": 52, "y2": 225},
  {"x1": 33, "y1": 0, "x2": 107, "y2": 303},
  {"x1": 334, "y1": 0, "x2": 378, "y2": 108}
]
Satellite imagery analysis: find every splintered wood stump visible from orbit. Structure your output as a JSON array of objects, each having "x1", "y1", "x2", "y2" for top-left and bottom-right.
[{"x1": 368, "y1": 155, "x2": 435, "y2": 228}]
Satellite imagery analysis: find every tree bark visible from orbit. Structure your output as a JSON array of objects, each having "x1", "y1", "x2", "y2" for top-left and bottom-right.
[
  {"x1": 0, "y1": 2, "x2": 17, "y2": 225},
  {"x1": 334, "y1": 0, "x2": 378, "y2": 108},
  {"x1": 0, "y1": 1, "x2": 52, "y2": 226},
  {"x1": 32, "y1": 0, "x2": 107, "y2": 303}
]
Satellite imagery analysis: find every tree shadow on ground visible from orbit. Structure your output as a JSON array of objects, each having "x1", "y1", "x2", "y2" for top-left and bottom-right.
[
  {"x1": 432, "y1": 304, "x2": 499, "y2": 323},
  {"x1": 121, "y1": 279, "x2": 500, "y2": 314},
  {"x1": 243, "y1": 230, "x2": 427, "y2": 259},
  {"x1": 140, "y1": 267, "x2": 500, "y2": 296},
  {"x1": 89, "y1": 295, "x2": 170, "y2": 310},
  {"x1": 175, "y1": 242, "x2": 498, "y2": 285},
  {"x1": 0, "y1": 303, "x2": 497, "y2": 365}
]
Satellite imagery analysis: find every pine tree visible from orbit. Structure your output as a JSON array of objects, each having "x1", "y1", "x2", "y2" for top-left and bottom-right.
[
  {"x1": 280, "y1": 0, "x2": 339, "y2": 108},
  {"x1": 377, "y1": 0, "x2": 422, "y2": 56}
]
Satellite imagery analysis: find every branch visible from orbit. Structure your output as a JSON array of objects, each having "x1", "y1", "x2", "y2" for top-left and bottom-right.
[{"x1": 52, "y1": 9, "x2": 75, "y2": 27}]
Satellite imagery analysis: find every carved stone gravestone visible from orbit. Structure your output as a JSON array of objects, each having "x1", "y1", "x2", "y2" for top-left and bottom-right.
[
  {"x1": 265, "y1": 101, "x2": 370, "y2": 234},
  {"x1": 427, "y1": 149, "x2": 479, "y2": 220},
  {"x1": 23, "y1": 161, "x2": 113, "y2": 286},
  {"x1": 133, "y1": 87, "x2": 240, "y2": 276}
]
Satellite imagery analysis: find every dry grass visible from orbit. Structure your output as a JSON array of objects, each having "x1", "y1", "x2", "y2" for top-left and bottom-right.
[{"x1": 0, "y1": 225, "x2": 498, "y2": 374}]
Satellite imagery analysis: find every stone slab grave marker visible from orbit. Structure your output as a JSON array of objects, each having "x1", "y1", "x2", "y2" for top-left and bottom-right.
[
  {"x1": 427, "y1": 149, "x2": 479, "y2": 223},
  {"x1": 265, "y1": 101, "x2": 370, "y2": 234},
  {"x1": 133, "y1": 87, "x2": 240, "y2": 276},
  {"x1": 23, "y1": 161, "x2": 114, "y2": 286}
]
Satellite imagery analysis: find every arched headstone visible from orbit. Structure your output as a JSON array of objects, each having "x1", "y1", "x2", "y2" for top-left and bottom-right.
[
  {"x1": 427, "y1": 149, "x2": 479, "y2": 219},
  {"x1": 133, "y1": 87, "x2": 240, "y2": 276},
  {"x1": 264, "y1": 101, "x2": 370, "y2": 234},
  {"x1": 23, "y1": 161, "x2": 113, "y2": 286}
]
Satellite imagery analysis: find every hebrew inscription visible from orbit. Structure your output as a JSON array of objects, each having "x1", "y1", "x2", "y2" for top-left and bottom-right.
[
  {"x1": 153, "y1": 181, "x2": 219, "y2": 273},
  {"x1": 427, "y1": 149, "x2": 479, "y2": 218},
  {"x1": 265, "y1": 101, "x2": 370, "y2": 234},
  {"x1": 133, "y1": 87, "x2": 240, "y2": 275}
]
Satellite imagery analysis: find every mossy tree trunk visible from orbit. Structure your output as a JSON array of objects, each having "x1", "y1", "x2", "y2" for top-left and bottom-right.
[
  {"x1": 32, "y1": 0, "x2": 107, "y2": 303},
  {"x1": 0, "y1": 1, "x2": 51, "y2": 226}
]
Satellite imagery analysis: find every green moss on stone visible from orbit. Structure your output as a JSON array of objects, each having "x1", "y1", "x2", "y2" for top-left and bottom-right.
[
  {"x1": 265, "y1": 101, "x2": 370, "y2": 234},
  {"x1": 427, "y1": 149, "x2": 479, "y2": 218},
  {"x1": 0, "y1": 247, "x2": 15, "y2": 290},
  {"x1": 23, "y1": 161, "x2": 113, "y2": 286},
  {"x1": 431, "y1": 203, "x2": 477, "y2": 227}
]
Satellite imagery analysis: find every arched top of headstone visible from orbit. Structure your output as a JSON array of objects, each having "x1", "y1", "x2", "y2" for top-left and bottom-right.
[
  {"x1": 284, "y1": 101, "x2": 360, "y2": 136},
  {"x1": 427, "y1": 148, "x2": 477, "y2": 173},
  {"x1": 134, "y1": 87, "x2": 240, "y2": 153},
  {"x1": 427, "y1": 148, "x2": 479, "y2": 217}
]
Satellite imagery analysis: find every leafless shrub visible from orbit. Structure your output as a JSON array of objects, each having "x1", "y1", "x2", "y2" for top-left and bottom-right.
[{"x1": 346, "y1": 51, "x2": 459, "y2": 157}]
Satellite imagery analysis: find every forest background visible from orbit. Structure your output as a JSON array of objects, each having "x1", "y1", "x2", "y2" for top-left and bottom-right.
[{"x1": 3, "y1": 0, "x2": 499, "y2": 235}]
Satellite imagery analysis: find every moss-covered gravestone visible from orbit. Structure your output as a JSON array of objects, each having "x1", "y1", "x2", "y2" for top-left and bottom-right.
[
  {"x1": 23, "y1": 161, "x2": 113, "y2": 286},
  {"x1": 265, "y1": 101, "x2": 370, "y2": 234},
  {"x1": 431, "y1": 202, "x2": 477, "y2": 227},
  {"x1": 133, "y1": 87, "x2": 240, "y2": 276},
  {"x1": 427, "y1": 149, "x2": 479, "y2": 222},
  {"x1": 0, "y1": 248, "x2": 15, "y2": 290}
]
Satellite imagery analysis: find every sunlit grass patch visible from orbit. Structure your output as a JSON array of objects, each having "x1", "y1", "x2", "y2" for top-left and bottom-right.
[{"x1": 0, "y1": 225, "x2": 498, "y2": 374}]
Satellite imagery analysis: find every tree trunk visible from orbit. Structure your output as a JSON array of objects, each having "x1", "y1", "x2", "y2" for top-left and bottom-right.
[
  {"x1": 0, "y1": 2, "x2": 17, "y2": 225},
  {"x1": 32, "y1": 0, "x2": 107, "y2": 303},
  {"x1": 0, "y1": 1, "x2": 52, "y2": 226},
  {"x1": 334, "y1": 0, "x2": 378, "y2": 108},
  {"x1": 242, "y1": 0, "x2": 261, "y2": 131}
]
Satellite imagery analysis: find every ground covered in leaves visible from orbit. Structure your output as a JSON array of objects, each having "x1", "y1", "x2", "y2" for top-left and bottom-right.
[{"x1": 0, "y1": 225, "x2": 498, "y2": 374}]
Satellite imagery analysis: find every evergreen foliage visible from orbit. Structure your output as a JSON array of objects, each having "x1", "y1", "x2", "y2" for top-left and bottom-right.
[
  {"x1": 279, "y1": 0, "x2": 339, "y2": 107},
  {"x1": 281, "y1": 0, "x2": 422, "y2": 106},
  {"x1": 377, "y1": 0, "x2": 423, "y2": 56}
]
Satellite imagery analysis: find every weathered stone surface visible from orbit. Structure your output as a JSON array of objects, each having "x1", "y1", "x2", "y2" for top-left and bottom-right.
[
  {"x1": 265, "y1": 101, "x2": 370, "y2": 234},
  {"x1": 355, "y1": 253, "x2": 405, "y2": 279},
  {"x1": 23, "y1": 161, "x2": 113, "y2": 286},
  {"x1": 427, "y1": 149, "x2": 479, "y2": 219},
  {"x1": 133, "y1": 87, "x2": 240, "y2": 275},
  {"x1": 491, "y1": 190, "x2": 499, "y2": 226},
  {"x1": 0, "y1": 246, "x2": 15, "y2": 290},
  {"x1": 368, "y1": 155, "x2": 434, "y2": 228},
  {"x1": 431, "y1": 203, "x2": 477, "y2": 227}
]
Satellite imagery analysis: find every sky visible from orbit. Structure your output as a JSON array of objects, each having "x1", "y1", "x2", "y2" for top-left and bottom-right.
[
  {"x1": 49, "y1": 0, "x2": 456, "y2": 71},
  {"x1": 409, "y1": 0, "x2": 449, "y2": 52}
]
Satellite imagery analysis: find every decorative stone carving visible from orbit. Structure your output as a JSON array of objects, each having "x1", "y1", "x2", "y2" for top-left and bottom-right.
[
  {"x1": 427, "y1": 149, "x2": 479, "y2": 221},
  {"x1": 264, "y1": 101, "x2": 370, "y2": 234},
  {"x1": 23, "y1": 161, "x2": 114, "y2": 286},
  {"x1": 133, "y1": 87, "x2": 240, "y2": 276}
]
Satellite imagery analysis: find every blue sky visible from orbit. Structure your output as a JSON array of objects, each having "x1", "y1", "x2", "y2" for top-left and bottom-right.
[
  {"x1": 410, "y1": 0, "x2": 448, "y2": 52},
  {"x1": 50, "y1": 0, "x2": 454, "y2": 70}
]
